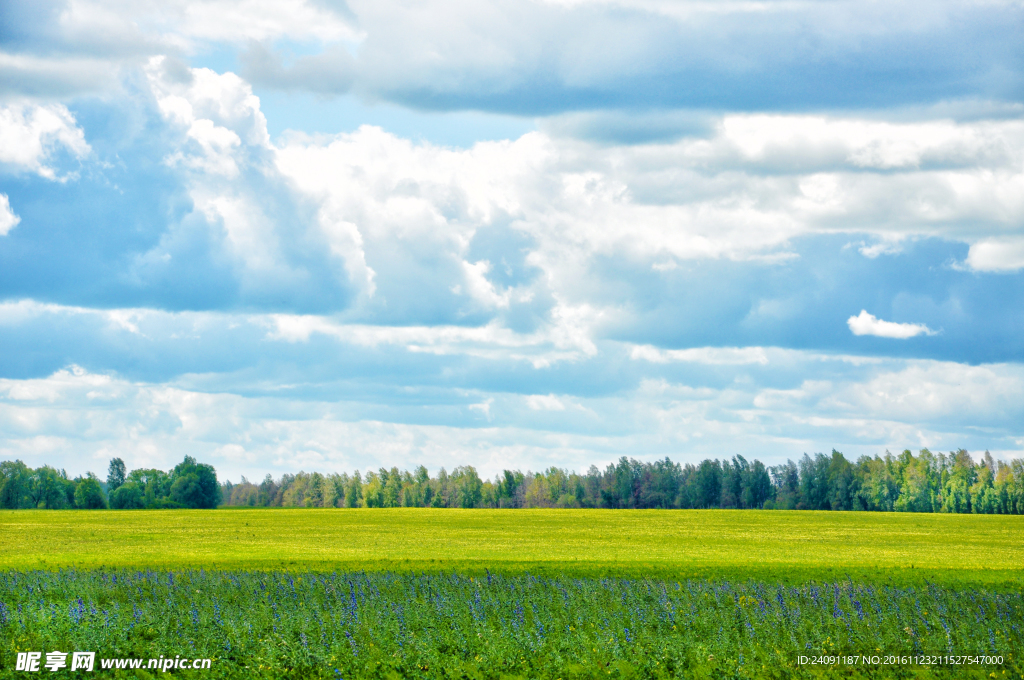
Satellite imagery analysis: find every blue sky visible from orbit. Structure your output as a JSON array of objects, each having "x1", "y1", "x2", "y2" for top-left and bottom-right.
[{"x1": 1, "y1": 0, "x2": 1023, "y2": 481}]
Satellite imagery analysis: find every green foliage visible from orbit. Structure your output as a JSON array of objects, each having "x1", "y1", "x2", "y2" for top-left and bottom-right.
[
  {"x1": 30, "y1": 466, "x2": 75, "y2": 509},
  {"x1": 218, "y1": 448, "x2": 1024, "y2": 516},
  {"x1": 0, "y1": 461, "x2": 32, "y2": 509},
  {"x1": 73, "y1": 475, "x2": 108, "y2": 510},
  {"x1": 109, "y1": 482, "x2": 145, "y2": 510},
  {"x1": 6, "y1": 447, "x2": 1024, "y2": 516},
  {"x1": 107, "y1": 457, "x2": 126, "y2": 494},
  {"x1": 0, "y1": 569, "x2": 1019, "y2": 679},
  {"x1": 171, "y1": 456, "x2": 221, "y2": 509},
  {"x1": 16, "y1": 456, "x2": 225, "y2": 511}
]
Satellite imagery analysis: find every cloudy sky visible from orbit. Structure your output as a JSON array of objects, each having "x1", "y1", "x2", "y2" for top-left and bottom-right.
[{"x1": 1, "y1": 0, "x2": 1023, "y2": 482}]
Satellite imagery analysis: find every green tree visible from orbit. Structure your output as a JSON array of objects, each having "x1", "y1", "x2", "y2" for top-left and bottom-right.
[
  {"x1": 769, "y1": 460, "x2": 800, "y2": 510},
  {"x1": 107, "y1": 458, "x2": 126, "y2": 494},
  {"x1": 744, "y1": 460, "x2": 772, "y2": 509},
  {"x1": 826, "y1": 450, "x2": 857, "y2": 511},
  {"x1": 692, "y1": 460, "x2": 722, "y2": 509},
  {"x1": 127, "y1": 469, "x2": 171, "y2": 507},
  {"x1": 857, "y1": 454, "x2": 898, "y2": 511},
  {"x1": 110, "y1": 482, "x2": 145, "y2": 509},
  {"x1": 452, "y1": 466, "x2": 483, "y2": 508},
  {"x1": 940, "y1": 449, "x2": 976, "y2": 513},
  {"x1": 363, "y1": 471, "x2": 383, "y2": 508},
  {"x1": 497, "y1": 469, "x2": 524, "y2": 508},
  {"x1": 30, "y1": 466, "x2": 72, "y2": 509},
  {"x1": 1010, "y1": 460, "x2": 1024, "y2": 514},
  {"x1": 970, "y1": 462, "x2": 996, "y2": 514},
  {"x1": 344, "y1": 472, "x2": 363, "y2": 508},
  {"x1": 169, "y1": 456, "x2": 220, "y2": 509},
  {"x1": 0, "y1": 460, "x2": 32, "y2": 509},
  {"x1": 259, "y1": 474, "x2": 279, "y2": 506},
  {"x1": 382, "y1": 467, "x2": 402, "y2": 507},
  {"x1": 282, "y1": 472, "x2": 310, "y2": 507},
  {"x1": 798, "y1": 453, "x2": 831, "y2": 510},
  {"x1": 74, "y1": 475, "x2": 108, "y2": 509},
  {"x1": 895, "y1": 452, "x2": 932, "y2": 513}
]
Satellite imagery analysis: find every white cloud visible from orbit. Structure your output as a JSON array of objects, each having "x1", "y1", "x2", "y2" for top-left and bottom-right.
[
  {"x1": 273, "y1": 114, "x2": 1024, "y2": 313},
  {"x1": 139, "y1": 56, "x2": 365, "y2": 301},
  {"x1": 720, "y1": 115, "x2": 1022, "y2": 171},
  {"x1": 0, "y1": 194, "x2": 21, "y2": 236},
  {"x1": 147, "y1": 56, "x2": 269, "y2": 154},
  {"x1": 1, "y1": 1, "x2": 1022, "y2": 485},
  {"x1": 342, "y1": 0, "x2": 1022, "y2": 115},
  {"x1": 965, "y1": 238, "x2": 1024, "y2": 272},
  {"x1": 526, "y1": 394, "x2": 566, "y2": 411},
  {"x1": 0, "y1": 0, "x2": 359, "y2": 100},
  {"x1": 831, "y1": 361, "x2": 1024, "y2": 423},
  {"x1": 239, "y1": 42, "x2": 357, "y2": 94},
  {"x1": 264, "y1": 311, "x2": 597, "y2": 367},
  {"x1": 630, "y1": 345, "x2": 770, "y2": 365},
  {"x1": 106, "y1": 95, "x2": 1024, "y2": 357},
  {"x1": 856, "y1": 235, "x2": 906, "y2": 258},
  {"x1": 274, "y1": 125, "x2": 550, "y2": 305},
  {"x1": 20, "y1": 57, "x2": 1011, "y2": 328},
  {"x1": 0, "y1": 51, "x2": 120, "y2": 101},
  {"x1": 459, "y1": 259, "x2": 511, "y2": 309},
  {"x1": 0, "y1": 104, "x2": 90, "y2": 179},
  {"x1": 756, "y1": 360, "x2": 1024, "y2": 426},
  {"x1": 847, "y1": 310, "x2": 936, "y2": 339},
  {"x1": 0, "y1": 350, "x2": 1020, "y2": 481},
  {"x1": 161, "y1": 0, "x2": 360, "y2": 44}
]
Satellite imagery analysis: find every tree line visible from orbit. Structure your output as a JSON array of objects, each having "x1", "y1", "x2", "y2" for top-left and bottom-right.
[
  {"x1": 0, "y1": 456, "x2": 220, "y2": 510},
  {"x1": 222, "y1": 449, "x2": 1024, "y2": 514},
  {"x1": 3, "y1": 448, "x2": 1022, "y2": 513}
]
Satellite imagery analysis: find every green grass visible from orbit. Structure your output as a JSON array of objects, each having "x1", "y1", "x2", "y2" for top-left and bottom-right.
[
  {"x1": 2, "y1": 569, "x2": 1021, "y2": 679},
  {"x1": 2, "y1": 510, "x2": 1022, "y2": 678},
  {"x1": 2, "y1": 509, "x2": 1022, "y2": 586}
]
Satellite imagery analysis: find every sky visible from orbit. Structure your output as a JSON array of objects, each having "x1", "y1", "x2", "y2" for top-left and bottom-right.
[{"x1": 1, "y1": 0, "x2": 1023, "y2": 483}]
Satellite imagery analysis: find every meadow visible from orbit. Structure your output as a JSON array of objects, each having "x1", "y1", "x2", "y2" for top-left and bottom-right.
[
  {"x1": 1, "y1": 509, "x2": 1022, "y2": 678},
  {"x1": 2, "y1": 508, "x2": 1023, "y2": 586}
]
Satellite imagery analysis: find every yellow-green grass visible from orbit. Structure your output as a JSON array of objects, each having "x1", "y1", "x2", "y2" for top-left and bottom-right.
[{"x1": 2, "y1": 508, "x2": 1022, "y2": 587}]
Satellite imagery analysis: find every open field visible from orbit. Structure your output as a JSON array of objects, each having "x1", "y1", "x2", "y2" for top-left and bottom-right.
[
  {"x1": 1, "y1": 508, "x2": 1023, "y2": 586},
  {"x1": 2, "y1": 509, "x2": 1022, "y2": 678}
]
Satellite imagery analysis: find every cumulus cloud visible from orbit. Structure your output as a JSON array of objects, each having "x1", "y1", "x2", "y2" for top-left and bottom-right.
[
  {"x1": 847, "y1": 310, "x2": 936, "y2": 339},
  {"x1": 965, "y1": 238, "x2": 1024, "y2": 272},
  {"x1": 0, "y1": 104, "x2": 90, "y2": 179},
  {"x1": 270, "y1": 112, "x2": 1024, "y2": 332},
  {"x1": 280, "y1": 113, "x2": 1024, "y2": 275},
  {"x1": 0, "y1": 195, "x2": 20, "y2": 236},
  {"x1": 1, "y1": 354, "x2": 1020, "y2": 481},
  {"x1": 129, "y1": 56, "x2": 367, "y2": 311},
  {"x1": 0, "y1": 3, "x2": 1022, "y2": 479},
  {"x1": 3, "y1": 77, "x2": 1023, "y2": 357}
]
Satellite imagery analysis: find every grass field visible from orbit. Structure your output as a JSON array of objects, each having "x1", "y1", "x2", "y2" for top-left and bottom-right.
[
  {"x1": 2, "y1": 509, "x2": 1023, "y2": 678},
  {"x1": 1, "y1": 508, "x2": 1023, "y2": 586},
  {"x1": 2, "y1": 569, "x2": 1020, "y2": 679}
]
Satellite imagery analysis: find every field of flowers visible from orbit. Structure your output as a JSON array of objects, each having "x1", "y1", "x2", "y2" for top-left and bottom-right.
[{"x1": 1, "y1": 569, "x2": 1020, "y2": 679}]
